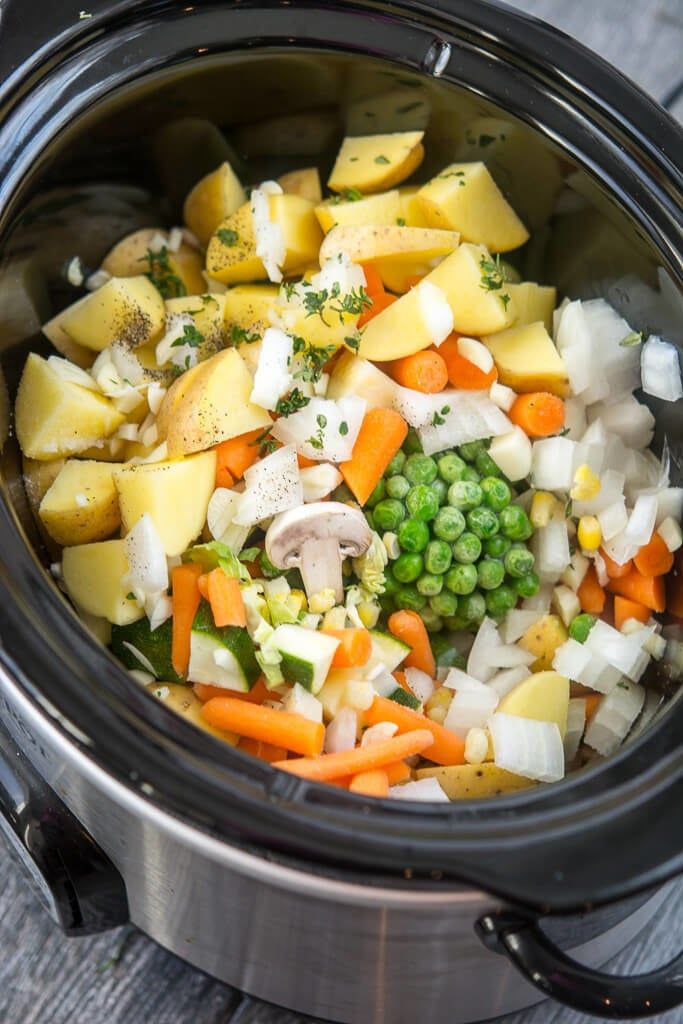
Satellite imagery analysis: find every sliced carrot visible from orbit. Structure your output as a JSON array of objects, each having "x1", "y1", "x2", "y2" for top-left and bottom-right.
[
  {"x1": 439, "y1": 334, "x2": 497, "y2": 390},
  {"x1": 606, "y1": 569, "x2": 666, "y2": 613},
  {"x1": 272, "y1": 728, "x2": 433, "y2": 780},
  {"x1": 215, "y1": 463, "x2": 235, "y2": 489},
  {"x1": 384, "y1": 760, "x2": 412, "y2": 785},
  {"x1": 357, "y1": 290, "x2": 397, "y2": 329},
  {"x1": 508, "y1": 392, "x2": 565, "y2": 438},
  {"x1": 213, "y1": 427, "x2": 265, "y2": 481},
  {"x1": 171, "y1": 563, "x2": 203, "y2": 677},
  {"x1": 584, "y1": 694, "x2": 602, "y2": 723},
  {"x1": 322, "y1": 628, "x2": 373, "y2": 668},
  {"x1": 364, "y1": 696, "x2": 465, "y2": 766},
  {"x1": 614, "y1": 596, "x2": 651, "y2": 631},
  {"x1": 349, "y1": 769, "x2": 389, "y2": 797},
  {"x1": 297, "y1": 453, "x2": 317, "y2": 469},
  {"x1": 340, "y1": 407, "x2": 408, "y2": 505},
  {"x1": 577, "y1": 565, "x2": 606, "y2": 614},
  {"x1": 385, "y1": 350, "x2": 448, "y2": 394},
  {"x1": 238, "y1": 736, "x2": 288, "y2": 763},
  {"x1": 600, "y1": 549, "x2": 633, "y2": 579},
  {"x1": 360, "y1": 262, "x2": 385, "y2": 297},
  {"x1": 202, "y1": 698, "x2": 325, "y2": 757},
  {"x1": 194, "y1": 678, "x2": 272, "y2": 704},
  {"x1": 387, "y1": 609, "x2": 435, "y2": 677},
  {"x1": 634, "y1": 532, "x2": 674, "y2": 578},
  {"x1": 405, "y1": 274, "x2": 426, "y2": 289},
  {"x1": 200, "y1": 569, "x2": 246, "y2": 628}
]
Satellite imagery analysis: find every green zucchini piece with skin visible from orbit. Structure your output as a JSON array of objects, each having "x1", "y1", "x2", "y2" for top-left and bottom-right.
[
  {"x1": 365, "y1": 630, "x2": 411, "y2": 674},
  {"x1": 430, "y1": 632, "x2": 466, "y2": 670},
  {"x1": 388, "y1": 686, "x2": 421, "y2": 711},
  {"x1": 111, "y1": 617, "x2": 182, "y2": 682},
  {"x1": 271, "y1": 623, "x2": 340, "y2": 694},
  {"x1": 188, "y1": 601, "x2": 260, "y2": 692}
]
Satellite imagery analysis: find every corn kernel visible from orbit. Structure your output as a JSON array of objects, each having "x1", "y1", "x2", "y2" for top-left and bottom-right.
[
  {"x1": 570, "y1": 464, "x2": 601, "y2": 501},
  {"x1": 289, "y1": 589, "x2": 307, "y2": 614},
  {"x1": 425, "y1": 686, "x2": 452, "y2": 725},
  {"x1": 577, "y1": 515, "x2": 601, "y2": 550},
  {"x1": 358, "y1": 600, "x2": 380, "y2": 629},
  {"x1": 465, "y1": 727, "x2": 489, "y2": 764},
  {"x1": 530, "y1": 491, "x2": 560, "y2": 528}
]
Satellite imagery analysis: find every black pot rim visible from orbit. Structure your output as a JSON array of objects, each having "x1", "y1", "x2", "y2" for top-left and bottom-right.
[{"x1": 0, "y1": 0, "x2": 681, "y2": 914}]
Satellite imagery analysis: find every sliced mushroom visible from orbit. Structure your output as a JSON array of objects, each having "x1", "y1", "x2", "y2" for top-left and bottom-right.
[{"x1": 265, "y1": 501, "x2": 372, "y2": 603}]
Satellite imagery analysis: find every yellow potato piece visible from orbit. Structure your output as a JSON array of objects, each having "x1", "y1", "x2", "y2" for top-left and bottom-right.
[
  {"x1": 415, "y1": 763, "x2": 535, "y2": 799},
  {"x1": 357, "y1": 282, "x2": 441, "y2": 361},
  {"x1": 418, "y1": 162, "x2": 529, "y2": 252},
  {"x1": 62, "y1": 539, "x2": 143, "y2": 626},
  {"x1": 344, "y1": 89, "x2": 431, "y2": 136},
  {"x1": 426, "y1": 243, "x2": 517, "y2": 336},
  {"x1": 23, "y1": 456, "x2": 65, "y2": 519},
  {"x1": 39, "y1": 459, "x2": 120, "y2": 547},
  {"x1": 165, "y1": 293, "x2": 226, "y2": 358},
  {"x1": 15, "y1": 353, "x2": 125, "y2": 460},
  {"x1": 157, "y1": 348, "x2": 271, "y2": 457},
  {"x1": 482, "y1": 321, "x2": 569, "y2": 397},
  {"x1": 328, "y1": 131, "x2": 424, "y2": 193},
  {"x1": 498, "y1": 670, "x2": 570, "y2": 738},
  {"x1": 327, "y1": 351, "x2": 397, "y2": 410},
  {"x1": 397, "y1": 186, "x2": 430, "y2": 227},
  {"x1": 223, "y1": 284, "x2": 279, "y2": 339},
  {"x1": 314, "y1": 190, "x2": 400, "y2": 234},
  {"x1": 60, "y1": 276, "x2": 165, "y2": 352},
  {"x1": 507, "y1": 282, "x2": 557, "y2": 332},
  {"x1": 101, "y1": 228, "x2": 205, "y2": 295},
  {"x1": 182, "y1": 162, "x2": 246, "y2": 246},
  {"x1": 113, "y1": 451, "x2": 216, "y2": 557},
  {"x1": 277, "y1": 167, "x2": 322, "y2": 204},
  {"x1": 519, "y1": 614, "x2": 568, "y2": 671},
  {"x1": 319, "y1": 224, "x2": 459, "y2": 266},
  {"x1": 42, "y1": 303, "x2": 94, "y2": 368},
  {"x1": 147, "y1": 683, "x2": 239, "y2": 745}
]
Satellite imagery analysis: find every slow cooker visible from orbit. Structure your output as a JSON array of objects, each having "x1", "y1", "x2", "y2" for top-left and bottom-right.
[{"x1": 0, "y1": 1, "x2": 681, "y2": 1021}]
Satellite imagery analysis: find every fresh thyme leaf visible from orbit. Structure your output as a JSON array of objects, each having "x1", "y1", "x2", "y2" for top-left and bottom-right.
[
  {"x1": 282, "y1": 281, "x2": 298, "y2": 301},
  {"x1": 143, "y1": 246, "x2": 186, "y2": 299},
  {"x1": 171, "y1": 323, "x2": 204, "y2": 348},
  {"x1": 275, "y1": 388, "x2": 310, "y2": 417},
  {"x1": 260, "y1": 438, "x2": 279, "y2": 455},
  {"x1": 217, "y1": 227, "x2": 239, "y2": 247},
  {"x1": 620, "y1": 330, "x2": 643, "y2": 347},
  {"x1": 339, "y1": 420, "x2": 349, "y2": 435},
  {"x1": 500, "y1": 292, "x2": 511, "y2": 310},
  {"x1": 478, "y1": 133, "x2": 497, "y2": 147},
  {"x1": 331, "y1": 187, "x2": 363, "y2": 204},
  {"x1": 617, "y1": 680, "x2": 629, "y2": 689},
  {"x1": 438, "y1": 170, "x2": 465, "y2": 180},
  {"x1": 431, "y1": 411, "x2": 446, "y2": 426},
  {"x1": 559, "y1": 426, "x2": 570, "y2": 437},
  {"x1": 126, "y1": 592, "x2": 136, "y2": 601},
  {"x1": 396, "y1": 100, "x2": 423, "y2": 114},
  {"x1": 374, "y1": 154, "x2": 390, "y2": 165},
  {"x1": 396, "y1": 217, "x2": 407, "y2": 226},
  {"x1": 230, "y1": 324, "x2": 260, "y2": 345},
  {"x1": 293, "y1": 342, "x2": 336, "y2": 383},
  {"x1": 441, "y1": 405, "x2": 450, "y2": 415},
  {"x1": 330, "y1": 285, "x2": 372, "y2": 322},
  {"x1": 565, "y1": 499, "x2": 573, "y2": 518},
  {"x1": 306, "y1": 413, "x2": 328, "y2": 450},
  {"x1": 302, "y1": 287, "x2": 330, "y2": 324},
  {"x1": 344, "y1": 332, "x2": 361, "y2": 352}
]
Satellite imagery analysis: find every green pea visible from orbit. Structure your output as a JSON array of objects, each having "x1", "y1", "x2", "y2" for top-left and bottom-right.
[
  {"x1": 458, "y1": 591, "x2": 486, "y2": 625},
  {"x1": 444, "y1": 613, "x2": 469, "y2": 631},
  {"x1": 504, "y1": 545, "x2": 535, "y2": 578},
  {"x1": 452, "y1": 531, "x2": 482, "y2": 564},
  {"x1": 419, "y1": 606, "x2": 443, "y2": 632},
  {"x1": 475, "y1": 450, "x2": 502, "y2": 478},
  {"x1": 397, "y1": 517, "x2": 430, "y2": 553},
  {"x1": 378, "y1": 592, "x2": 396, "y2": 614},
  {"x1": 404, "y1": 453, "x2": 438, "y2": 485},
  {"x1": 461, "y1": 466, "x2": 481, "y2": 483},
  {"x1": 417, "y1": 572, "x2": 443, "y2": 597},
  {"x1": 386, "y1": 474, "x2": 410, "y2": 500},
  {"x1": 448, "y1": 480, "x2": 483, "y2": 510},
  {"x1": 433, "y1": 506, "x2": 466, "y2": 542},
  {"x1": 395, "y1": 584, "x2": 426, "y2": 612},
  {"x1": 403, "y1": 428, "x2": 423, "y2": 455},
  {"x1": 430, "y1": 477, "x2": 448, "y2": 506},
  {"x1": 365, "y1": 477, "x2": 386, "y2": 508},
  {"x1": 483, "y1": 534, "x2": 511, "y2": 558},
  {"x1": 364, "y1": 509, "x2": 375, "y2": 530},
  {"x1": 569, "y1": 613, "x2": 597, "y2": 644},
  {"x1": 514, "y1": 571, "x2": 540, "y2": 598},
  {"x1": 485, "y1": 584, "x2": 517, "y2": 618},
  {"x1": 437, "y1": 452, "x2": 466, "y2": 483},
  {"x1": 382, "y1": 567, "x2": 400, "y2": 597},
  {"x1": 467, "y1": 506, "x2": 500, "y2": 539},
  {"x1": 481, "y1": 476, "x2": 512, "y2": 511},
  {"x1": 425, "y1": 539, "x2": 452, "y2": 575},
  {"x1": 430, "y1": 632, "x2": 466, "y2": 668},
  {"x1": 458, "y1": 440, "x2": 487, "y2": 463},
  {"x1": 445, "y1": 563, "x2": 478, "y2": 595},
  {"x1": 499, "y1": 505, "x2": 533, "y2": 540},
  {"x1": 393, "y1": 552, "x2": 424, "y2": 583},
  {"x1": 372, "y1": 498, "x2": 406, "y2": 532},
  {"x1": 406, "y1": 484, "x2": 440, "y2": 521},
  {"x1": 477, "y1": 558, "x2": 505, "y2": 591},
  {"x1": 429, "y1": 591, "x2": 458, "y2": 618},
  {"x1": 384, "y1": 450, "x2": 406, "y2": 476}
]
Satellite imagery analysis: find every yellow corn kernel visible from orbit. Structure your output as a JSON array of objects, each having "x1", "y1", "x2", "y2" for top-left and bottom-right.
[
  {"x1": 570, "y1": 464, "x2": 601, "y2": 501},
  {"x1": 530, "y1": 491, "x2": 560, "y2": 528},
  {"x1": 358, "y1": 600, "x2": 380, "y2": 629},
  {"x1": 577, "y1": 515, "x2": 601, "y2": 551}
]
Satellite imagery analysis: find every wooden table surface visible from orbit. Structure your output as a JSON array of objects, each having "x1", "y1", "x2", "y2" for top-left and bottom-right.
[{"x1": 1, "y1": 2, "x2": 682, "y2": 1022}]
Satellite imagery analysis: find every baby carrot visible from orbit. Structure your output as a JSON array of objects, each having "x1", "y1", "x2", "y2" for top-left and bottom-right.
[
  {"x1": 340, "y1": 407, "x2": 408, "y2": 505},
  {"x1": 385, "y1": 350, "x2": 448, "y2": 393},
  {"x1": 200, "y1": 569, "x2": 246, "y2": 628},
  {"x1": 384, "y1": 760, "x2": 412, "y2": 785},
  {"x1": 387, "y1": 609, "x2": 435, "y2": 676},
  {"x1": 577, "y1": 565, "x2": 606, "y2": 614},
  {"x1": 634, "y1": 532, "x2": 674, "y2": 577},
  {"x1": 357, "y1": 291, "x2": 397, "y2": 328},
  {"x1": 364, "y1": 696, "x2": 465, "y2": 766},
  {"x1": 202, "y1": 698, "x2": 325, "y2": 757},
  {"x1": 439, "y1": 334, "x2": 497, "y2": 390},
  {"x1": 614, "y1": 595, "x2": 650, "y2": 631},
  {"x1": 171, "y1": 563, "x2": 203, "y2": 676},
  {"x1": 322, "y1": 628, "x2": 373, "y2": 668},
  {"x1": 509, "y1": 392, "x2": 565, "y2": 438},
  {"x1": 238, "y1": 736, "x2": 288, "y2": 763},
  {"x1": 349, "y1": 769, "x2": 390, "y2": 797},
  {"x1": 272, "y1": 729, "x2": 433, "y2": 781},
  {"x1": 600, "y1": 548, "x2": 633, "y2": 579},
  {"x1": 606, "y1": 569, "x2": 666, "y2": 613},
  {"x1": 360, "y1": 262, "x2": 385, "y2": 297}
]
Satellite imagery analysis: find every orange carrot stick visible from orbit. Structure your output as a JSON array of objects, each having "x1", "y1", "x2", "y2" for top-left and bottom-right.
[
  {"x1": 322, "y1": 628, "x2": 373, "y2": 668},
  {"x1": 171, "y1": 563, "x2": 203, "y2": 676},
  {"x1": 214, "y1": 427, "x2": 265, "y2": 481},
  {"x1": 360, "y1": 263, "x2": 385, "y2": 297},
  {"x1": 509, "y1": 392, "x2": 565, "y2": 438},
  {"x1": 385, "y1": 350, "x2": 448, "y2": 393},
  {"x1": 201, "y1": 569, "x2": 246, "y2": 628},
  {"x1": 272, "y1": 729, "x2": 433, "y2": 780},
  {"x1": 202, "y1": 698, "x2": 325, "y2": 757},
  {"x1": 606, "y1": 569, "x2": 666, "y2": 613},
  {"x1": 364, "y1": 696, "x2": 465, "y2": 766},
  {"x1": 238, "y1": 736, "x2": 288, "y2": 763},
  {"x1": 384, "y1": 760, "x2": 412, "y2": 785},
  {"x1": 577, "y1": 565, "x2": 606, "y2": 614},
  {"x1": 194, "y1": 678, "x2": 272, "y2": 704},
  {"x1": 634, "y1": 532, "x2": 674, "y2": 577},
  {"x1": 349, "y1": 769, "x2": 389, "y2": 797},
  {"x1": 613, "y1": 596, "x2": 651, "y2": 631},
  {"x1": 387, "y1": 609, "x2": 435, "y2": 677},
  {"x1": 584, "y1": 694, "x2": 602, "y2": 723},
  {"x1": 340, "y1": 407, "x2": 408, "y2": 505},
  {"x1": 439, "y1": 334, "x2": 497, "y2": 390},
  {"x1": 600, "y1": 549, "x2": 633, "y2": 579},
  {"x1": 357, "y1": 291, "x2": 397, "y2": 329}
]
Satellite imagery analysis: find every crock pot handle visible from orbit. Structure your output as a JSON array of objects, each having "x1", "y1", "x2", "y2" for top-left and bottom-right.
[{"x1": 477, "y1": 911, "x2": 683, "y2": 1019}]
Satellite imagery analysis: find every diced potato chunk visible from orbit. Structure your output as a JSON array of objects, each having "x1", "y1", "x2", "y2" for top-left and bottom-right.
[
  {"x1": 415, "y1": 762, "x2": 535, "y2": 799},
  {"x1": 42, "y1": 304, "x2": 94, "y2": 368},
  {"x1": 59, "y1": 276, "x2": 165, "y2": 352},
  {"x1": 519, "y1": 614, "x2": 568, "y2": 671},
  {"x1": 344, "y1": 89, "x2": 431, "y2": 136},
  {"x1": 182, "y1": 162, "x2": 246, "y2": 246},
  {"x1": 328, "y1": 131, "x2": 424, "y2": 193},
  {"x1": 15, "y1": 353, "x2": 125, "y2": 460},
  {"x1": 101, "y1": 228, "x2": 205, "y2": 295},
  {"x1": 482, "y1": 320, "x2": 569, "y2": 396},
  {"x1": 62, "y1": 539, "x2": 143, "y2": 626},
  {"x1": 319, "y1": 224, "x2": 459, "y2": 266},
  {"x1": 418, "y1": 162, "x2": 529, "y2": 252},
  {"x1": 277, "y1": 167, "x2": 322, "y2": 204},
  {"x1": 498, "y1": 670, "x2": 570, "y2": 737},
  {"x1": 426, "y1": 243, "x2": 517, "y2": 336},
  {"x1": 165, "y1": 293, "x2": 226, "y2": 359},
  {"x1": 358, "y1": 280, "x2": 452, "y2": 361},
  {"x1": 507, "y1": 282, "x2": 557, "y2": 332},
  {"x1": 314, "y1": 190, "x2": 400, "y2": 234},
  {"x1": 39, "y1": 460, "x2": 120, "y2": 546},
  {"x1": 147, "y1": 683, "x2": 239, "y2": 744},
  {"x1": 113, "y1": 451, "x2": 216, "y2": 556},
  {"x1": 327, "y1": 351, "x2": 397, "y2": 409},
  {"x1": 23, "y1": 456, "x2": 65, "y2": 519},
  {"x1": 223, "y1": 284, "x2": 279, "y2": 339},
  {"x1": 397, "y1": 186, "x2": 430, "y2": 227}
]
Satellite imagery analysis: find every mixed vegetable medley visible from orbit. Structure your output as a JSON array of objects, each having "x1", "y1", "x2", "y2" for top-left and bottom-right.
[{"x1": 15, "y1": 125, "x2": 683, "y2": 802}]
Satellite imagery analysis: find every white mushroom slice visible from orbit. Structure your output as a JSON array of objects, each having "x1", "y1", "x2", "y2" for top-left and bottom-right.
[{"x1": 265, "y1": 501, "x2": 372, "y2": 604}]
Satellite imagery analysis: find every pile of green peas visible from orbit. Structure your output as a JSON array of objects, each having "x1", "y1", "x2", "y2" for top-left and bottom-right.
[{"x1": 364, "y1": 433, "x2": 538, "y2": 633}]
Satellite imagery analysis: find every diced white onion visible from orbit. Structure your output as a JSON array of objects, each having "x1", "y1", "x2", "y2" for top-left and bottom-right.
[
  {"x1": 657, "y1": 516, "x2": 683, "y2": 552},
  {"x1": 588, "y1": 396, "x2": 654, "y2": 450},
  {"x1": 457, "y1": 336, "x2": 493, "y2": 373},
  {"x1": 404, "y1": 667, "x2": 435, "y2": 705},
  {"x1": 444, "y1": 682, "x2": 498, "y2": 736},
  {"x1": 167, "y1": 226, "x2": 183, "y2": 252},
  {"x1": 85, "y1": 268, "x2": 111, "y2": 290},
  {"x1": 466, "y1": 618, "x2": 501, "y2": 684},
  {"x1": 487, "y1": 645, "x2": 536, "y2": 669},
  {"x1": 311, "y1": 252, "x2": 366, "y2": 295},
  {"x1": 522, "y1": 582, "x2": 553, "y2": 613},
  {"x1": 562, "y1": 398, "x2": 587, "y2": 440},
  {"x1": 234, "y1": 445, "x2": 303, "y2": 525},
  {"x1": 250, "y1": 328, "x2": 294, "y2": 411},
  {"x1": 155, "y1": 312, "x2": 196, "y2": 368},
  {"x1": 585, "y1": 619, "x2": 653, "y2": 681},
  {"x1": 584, "y1": 680, "x2": 645, "y2": 756},
  {"x1": 464, "y1": 727, "x2": 489, "y2": 764},
  {"x1": 410, "y1": 391, "x2": 511, "y2": 456},
  {"x1": 598, "y1": 498, "x2": 628, "y2": 541},
  {"x1": 389, "y1": 778, "x2": 449, "y2": 802},
  {"x1": 251, "y1": 181, "x2": 286, "y2": 283},
  {"x1": 641, "y1": 335, "x2": 683, "y2": 402},
  {"x1": 147, "y1": 591, "x2": 172, "y2": 631},
  {"x1": 324, "y1": 707, "x2": 357, "y2": 753},
  {"x1": 564, "y1": 698, "x2": 587, "y2": 763},
  {"x1": 624, "y1": 493, "x2": 657, "y2": 547},
  {"x1": 560, "y1": 551, "x2": 590, "y2": 593},
  {"x1": 124, "y1": 514, "x2": 168, "y2": 595},
  {"x1": 552, "y1": 585, "x2": 580, "y2": 627},
  {"x1": 207, "y1": 488, "x2": 252, "y2": 553},
  {"x1": 592, "y1": 551, "x2": 609, "y2": 588},
  {"x1": 47, "y1": 355, "x2": 98, "y2": 390},
  {"x1": 655, "y1": 488, "x2": 683, "y2": 526},
  {"x1": 489, "y1": 427, "x2": 532, "y2": 482},
  {"x1": 488, "y1": 666, "x2": 531, "y2": 698},
  {"x1": 531, "y1": 437, "x2": 576, "y2": 491},
  {"x1": 271, "y1": 396, "x2": 366, "y2": 463},
  {"x1": 532, "y1": 518, "x2": 571, "y2": 581},
  {"x1": 282, "y1": 682, "x2": 324, "y2": 723},
  {"x1": 601, "y1": 531, "x2": 639, "y2": 567},
  {"x1": 500, "y1": 609, "x2": 543, "y2": 644},
  {"x1": 300, "y1": 463, "x2": 343, "y2": 502},
  {"x1": 489, "y1": 713, "x2": 565, "y2": 783},
  {"x1": 147, "y1": 382, "x2": 167, "y2": 415},
  {"x1": 489, "y1": 381, "x2": 516, "y2": 412},
  {"x1": 417, "y1": 280, "x2": 454, "y2": 347}
]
